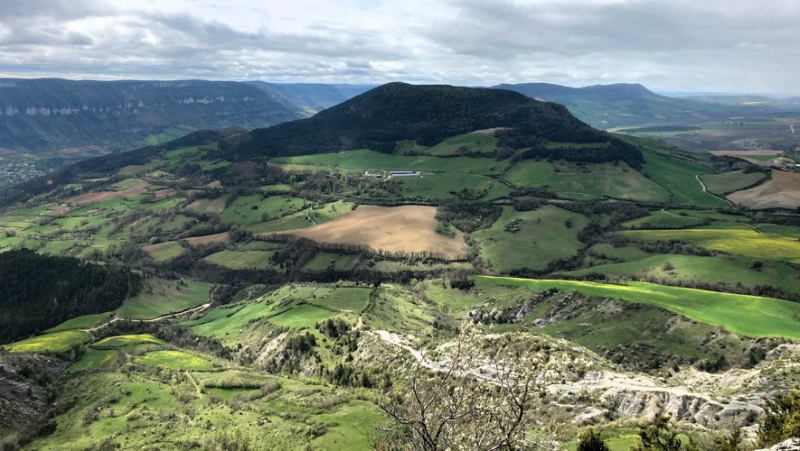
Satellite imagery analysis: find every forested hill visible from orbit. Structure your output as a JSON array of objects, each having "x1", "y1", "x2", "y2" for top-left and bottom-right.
[
  {"x1": 219, "y1": 82, "x2": 638, "y2": 163},
  {"x1": 0, "y1": 78, "x2": 298, "y2": 152},
  {"x1": 0, "y1": 250, "x2": 141, "y2": 343}
]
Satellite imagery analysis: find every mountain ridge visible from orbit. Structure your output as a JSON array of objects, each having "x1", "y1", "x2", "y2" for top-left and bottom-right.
[{"x1": 0, "y1": 78, "x2": 299, "y2": 153}]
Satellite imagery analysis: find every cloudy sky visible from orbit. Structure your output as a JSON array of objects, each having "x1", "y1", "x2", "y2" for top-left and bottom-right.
[{"x1": 0, "y1": 0, "x2": 798, "y2": 94}]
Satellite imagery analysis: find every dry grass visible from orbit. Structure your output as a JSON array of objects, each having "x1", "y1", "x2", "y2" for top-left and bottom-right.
[
  {"x1": 728, "y1": 170, "x2": 800, "y2": 209},
  {"x1": 185, "y1": 232, "x2": 229, "y2": 246},
  {"x1": 276, "y1": 205, "x2": 468, "y2": 260},
  {"x1": 68, "y1": 180, "x2": 148, "y2": 206},
  {"x1": 186, "y1": 196, "x2": 227, "y2": 214},
  {"x1": 153, "y1": 188, "x2": 177, "y2": 200},
  {"x1": 710, "y1": 149, "x2": 783, "y2": 156}
]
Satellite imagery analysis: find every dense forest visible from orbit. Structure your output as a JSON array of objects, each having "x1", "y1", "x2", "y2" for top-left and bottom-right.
[{"x1": 0, "y1": 250, "x2": 141, "y2": 343}]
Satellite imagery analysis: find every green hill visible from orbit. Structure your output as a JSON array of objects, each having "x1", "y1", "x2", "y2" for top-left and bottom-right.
[{"x1": 219, "y1": 82, "x2": 643, "y2": 167}]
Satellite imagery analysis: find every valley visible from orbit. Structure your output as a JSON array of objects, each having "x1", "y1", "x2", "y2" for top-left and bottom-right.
[{"x1": 1, "y1": 83, "x2": 800, "y2": 450}]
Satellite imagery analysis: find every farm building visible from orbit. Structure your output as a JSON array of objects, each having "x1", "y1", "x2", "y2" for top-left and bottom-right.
[{"x1": 389, "y1": 170, "x2": 420, "y2": 178}]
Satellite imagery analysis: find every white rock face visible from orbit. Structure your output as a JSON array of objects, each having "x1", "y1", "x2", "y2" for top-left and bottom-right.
[{"x1": 756, "y1": 438, "x2": 800, "y2": 451}]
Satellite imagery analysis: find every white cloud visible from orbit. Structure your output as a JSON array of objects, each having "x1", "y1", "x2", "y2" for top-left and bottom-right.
[{"x1": 0, "y1": 0, "x2": 797, "y2": 94}]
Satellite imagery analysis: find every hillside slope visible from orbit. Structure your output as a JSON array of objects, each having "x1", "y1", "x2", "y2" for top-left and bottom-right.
[
  {"x1": 0, "y1": 78, "x2": 298, "y2": 152},
  {"x1": 494, "y1": 82, "x2": 736, "y2": 128},
  {"x1": 220, "y1": 82, "x2": 640, "y2": 164},
  {"x1": 247, "y1": 82, "x2": 373, "y2": 116}
]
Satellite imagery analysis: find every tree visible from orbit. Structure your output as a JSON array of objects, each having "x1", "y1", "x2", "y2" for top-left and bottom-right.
[
  {"x1": 633, "y1": 414, "x2": 695, "y2": 451},
  {"x1": 758, "y1": 384, "x2": 800, "y2": 447},
  {"x1": 375, "y1": 325, "x2": 556, "y2": 450},
  {"x1": 577, "y1": 429, "x2": 609, "y2": 451}
]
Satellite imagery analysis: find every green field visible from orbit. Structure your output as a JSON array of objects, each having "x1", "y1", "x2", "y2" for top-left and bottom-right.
[
  {"x1": 478, "y1": 276, "x2": 800, "y2": 339},
  {"x1": 306, "y1": 200, "x2": 356, "y2": 223},
  {"x1": 566, "y1": 254, "x2": 800, "y2": 294},
  {"x1": 45, "y1": 312, "x2": 113, "y2": 333},
  {"x1": 145, "y1": 241, "x2": 187, "y2": 261},
  {"x1": 306, "y1": 287, "x2": 372, "y2": 312},
  {"x1": 273, "y1": 149, "x2": 509, "y2": 176},
  {"x1": 188, "y1": 300, "x2": 275, "y2": 341},
  {"x1": 68, "y1": 349, "x2": 119, "y2": 372},
  {"x1": 504, "y1": 160, "x2": 669, "y2": 202},
  {"x1": 185, "y1": 195, "x2": 228, "y2": 215},
  {"x1": 26, "y1": 369, "x2": 385, "y2": 450},
  {"x1": 639, "y1": 146, "x2": 727, "y2": 207},
  {"x1": 247, "y1": 210, "x2": 312, "y2": 233},
  {"x1": 3, "y1": 330, "x2": 92, "y2": 353},
  {"x1": 135, "y1": 350, "x2": 215, "y2": 371},
  {"x1": 303, "y1": 252, "x2": 358, "y2": 271},
  {"x1": 397, "y1": 172, "x2": 511, "y2": 199},
  {"x1": 248, "y1": 200, "x2": 355, "y2": 233},
  {"x1": 622, "y1": 227, "x2": 800, "y2": 263},
  {"x1": 117, "y1": 279, "x2": 212, "y2": 319},
  {"x1": 472, "y1": 205, "x2": 589, "y2": 272},
  {"x1": 622, "y1": 210, "x2": 709, "y2": 229},
  {"x1": 700, "y1": 170, "x2": 768, "y2": 195},
  {"x1": 587, "y1": 243, "x2": 652, "y2": 262},
  {"x1": 426, "y1": 132, "x2": 498, "y2": 156},
  {"x1": 220, "y1": 195, "x2": 308, "y2": 227},
  {"x1": 269, "y1": 304, "x2": 336, "y2": 328},
  {"x1": 757, "y1": 223, "x2": 800, "y2": 240},
  {"x1": 203, "y1": 250, "x2": 275, "y2": 269}
]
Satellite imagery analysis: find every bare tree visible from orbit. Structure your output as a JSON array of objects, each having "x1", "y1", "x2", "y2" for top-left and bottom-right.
[{"x1": 375, "y1": 326, "x2": 558, "y2": 450}]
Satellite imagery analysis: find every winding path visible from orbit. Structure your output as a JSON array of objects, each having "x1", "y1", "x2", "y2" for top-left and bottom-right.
[
  {"x1": 79, "y1": 302, "x2": 213, "y2": 338},
  {"x1": 79, "y1": 285, "x2": 220, "y2": 336},
  {"x1": 696, "y1": 174, "x2": 734, "y2": 206}
]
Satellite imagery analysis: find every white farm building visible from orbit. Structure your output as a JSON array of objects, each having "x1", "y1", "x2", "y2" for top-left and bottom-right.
[{"x1": 389, "y1": 171, "x2": 420, "y2": 178}]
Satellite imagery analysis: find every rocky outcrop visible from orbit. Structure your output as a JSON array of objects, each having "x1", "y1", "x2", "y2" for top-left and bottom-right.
[
  {"x1": 756, "y1": 438, "x2": 800, "y2": 451},
  {"x1": 0, "y1": 353, "x2": 69, "y2": 433},
  {"x1": 548, "y1": 370, "x2": 764, "y2": 426}
]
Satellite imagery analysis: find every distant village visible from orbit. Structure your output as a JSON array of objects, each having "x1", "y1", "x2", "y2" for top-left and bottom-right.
[{"x1": 0, "y1": 159, "x2": 45, "y2": 186}]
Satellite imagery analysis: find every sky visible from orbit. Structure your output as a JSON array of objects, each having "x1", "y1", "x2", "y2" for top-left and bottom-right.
[{"x1": 0, "y1": 0, "x2": 798, "y2": 94}]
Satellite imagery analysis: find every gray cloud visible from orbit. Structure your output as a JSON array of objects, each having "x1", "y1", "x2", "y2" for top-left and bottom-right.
[{"x1": 0, "y1": 0, "x2": 797, "y2": 94}]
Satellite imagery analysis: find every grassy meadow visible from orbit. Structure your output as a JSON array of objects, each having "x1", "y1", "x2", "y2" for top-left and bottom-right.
[
  {"x1": 117, "y1": 279, "x2": 212, "y2": 319},
  {"x1": 478, "y1": 276, "x2": 800, "y2": 339},
  {"x1": 472, "y1": 205, "x2": 589, "y2": 272}
]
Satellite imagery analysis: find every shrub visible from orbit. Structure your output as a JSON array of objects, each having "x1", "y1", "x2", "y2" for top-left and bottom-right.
[
  {"x1": 577, "y1": 428, "x2": 609, "y2": 451},
  {"x1": 758, "y1": 384, "x2": 800, "y2": 447}
]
